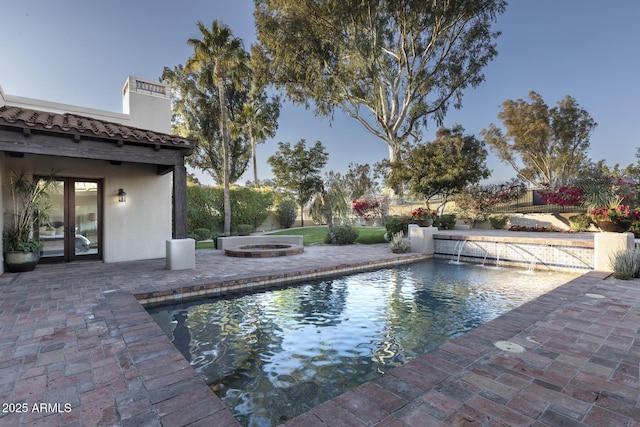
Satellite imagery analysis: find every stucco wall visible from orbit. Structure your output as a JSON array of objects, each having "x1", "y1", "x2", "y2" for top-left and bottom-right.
[
  {"x1": 2, "y1": 154, "x2": 171, "y2": 263},
  {"x1": 102, "y1": 166, "x2": 172, "y2": 262},
  {"x1": 0, "y1": 153, "x2": 4, "y2": 274}
]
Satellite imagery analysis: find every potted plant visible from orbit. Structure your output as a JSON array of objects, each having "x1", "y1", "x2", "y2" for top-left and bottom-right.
[
  {"x1": 589, "y1": 197, "x2": 640, "y2": 233},
  {"x1": 410, "y1": 206, "x2": 437, "y2": 227},
  {"x1": 3, "y1": 170, "x2": 57, "y2": 272}
]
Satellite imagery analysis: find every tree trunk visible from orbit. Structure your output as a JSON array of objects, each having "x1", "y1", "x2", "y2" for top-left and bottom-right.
[
  {"x1": 299, "y1": 202, "x2": 304, "y2": 227},
  {"x1": 322, "y1": 191, "x2": 335, "y2": 244},
  {"x1": 388, "y1": 144, "x2": 403, "y2": 203},
  {"x1": 251, "y1": 131, "x2": 258, "y2": 187},
  {"x1": 216, "y1": 64, "x2": 232, "y2": 236}
]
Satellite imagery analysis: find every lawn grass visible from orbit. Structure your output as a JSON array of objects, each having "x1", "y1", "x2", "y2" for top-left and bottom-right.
[
  {"x1": 194, "y1": 226, "x2": 387, "y2": 249},
  {"x1": 267, "y1": 226, "x2": 387, "y2": 246},
  {"x1": 196, "y1": 241, "x2": 215, "y2": 249}
]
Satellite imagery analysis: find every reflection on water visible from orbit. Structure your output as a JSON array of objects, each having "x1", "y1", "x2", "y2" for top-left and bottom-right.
[{"x1": 148, "y1": 259, "x2": 578, "y2": 427}]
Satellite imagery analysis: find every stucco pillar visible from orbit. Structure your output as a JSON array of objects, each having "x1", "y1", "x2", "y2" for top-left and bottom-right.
[
  {"x1": 409, "y1": 224, "x2": 437, "y2": 255},
  {"x1": 593, "y1": 232, "x2": 635, "y2": 272},
  {"x1": 166, "y1": 238, "x2": 195, "y2": 270}
]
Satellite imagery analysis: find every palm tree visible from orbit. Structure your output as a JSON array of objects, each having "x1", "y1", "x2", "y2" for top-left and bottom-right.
[
  {"x1": 234, "y1": 96, "x2": 279, "y2": 187},
  {"x1": 186, "y1": 21, "x2": 248, "y2": 236}
]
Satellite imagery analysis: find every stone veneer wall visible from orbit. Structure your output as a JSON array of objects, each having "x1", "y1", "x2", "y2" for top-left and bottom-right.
[{"x1": 434, "y1": 235, "x2": 594, "y2": 272}]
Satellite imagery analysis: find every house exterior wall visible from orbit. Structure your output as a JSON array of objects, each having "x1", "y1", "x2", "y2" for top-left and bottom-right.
[
  {"x1": 2, "y1": 154, "x2": 172, "y2": 264},
  {"x1": 0, "y1": 76, "x2": 188, "y2": 272},
  {"x1": 102, "y1": 165, "x2": 172, "y2": 262},
  {"x1": 1, "y1": 76, "x2": 170, "y2": 133}
]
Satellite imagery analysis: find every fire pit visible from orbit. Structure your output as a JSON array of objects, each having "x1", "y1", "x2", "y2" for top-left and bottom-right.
[{"x1": 224, "y1": 243, "x2": 304, "y2": 258}]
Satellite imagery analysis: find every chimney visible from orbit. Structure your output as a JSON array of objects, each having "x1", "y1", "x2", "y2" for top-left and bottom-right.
[{"x1": 122, "y1": 76, "x2": 171, "y2": 133}]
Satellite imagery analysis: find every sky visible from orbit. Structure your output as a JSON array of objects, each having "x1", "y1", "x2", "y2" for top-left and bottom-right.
[{"x1": 1, "y1": 0, "x2": 639, "y2": 186}]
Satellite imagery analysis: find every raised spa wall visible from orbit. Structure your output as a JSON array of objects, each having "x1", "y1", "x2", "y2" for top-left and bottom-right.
[
  {"x1": 421, "y1": 229, "x2": 637, "y2": 273},
  {"x1": 433, "y1": 233, "x2": 594, "y2": 272}
]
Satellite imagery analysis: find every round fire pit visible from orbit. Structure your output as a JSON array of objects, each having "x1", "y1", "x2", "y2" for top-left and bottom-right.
[{"x1": 224, "y1": 243, "x2": 304, "y2": 258}]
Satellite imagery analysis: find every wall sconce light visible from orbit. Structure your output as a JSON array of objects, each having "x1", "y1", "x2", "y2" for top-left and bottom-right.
[{"x1": 118, "y1": 188, "x2": 127, "y2": 203}]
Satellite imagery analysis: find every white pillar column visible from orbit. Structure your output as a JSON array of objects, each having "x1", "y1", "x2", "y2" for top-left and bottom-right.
[
  {"x1": 409, "y1": 224, "x2": 437, "y2": 255},
  {"x1": 166, "y1": 238, "x2": 196, "y2": 270},
  {"x1": 593, "y1": 232, "x2": 634, "y2": 272}
]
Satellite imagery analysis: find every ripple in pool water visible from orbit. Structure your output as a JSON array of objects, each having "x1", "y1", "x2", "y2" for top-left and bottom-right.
[{"x1": 148, "y1": 259, "x2": 578, "y2": 427}]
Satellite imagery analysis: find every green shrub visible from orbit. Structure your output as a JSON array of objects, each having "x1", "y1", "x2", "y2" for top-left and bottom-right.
[
  {"x1": 384, "y1": 215, "x2": 409, "y2": 237},
  {"x1": 193, "y1": 228, "x2": 211, "y2": 241},
  {"x1": 488, "y1": 214, "x2": 509, "y2": 229},
  {"x1": 187, "y1": 184, "x2": 274, "y2": 233},
  {"x1": 568, "y1": 214, "x2": 592, "y2": 232},
  {"x1": 236, "y1": 224, "x2": 253, "y2": 236},
  {"x1": 326, "y1": 225, "x2": 359, "y2": 245},
  {"x1": 277, "y1": 199, "x2": 298, "y2": 228},
  {"x1": 434, "y1": 213, "x2": 457, "y2": 230},
  {"x1": 389, "y1": 231, "x2": 408, "y2": 253},
  {"x1": 232, "y1": 187, "x2": 274, "y2": 230},
  {"x1": 187, "y1": 184, "x2": 219, "y2": 232},
  {"x1": 611, "y1": 249, "x2": 640, "y2": 280}
]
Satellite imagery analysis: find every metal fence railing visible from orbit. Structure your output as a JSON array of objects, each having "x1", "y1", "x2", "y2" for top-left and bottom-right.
[
  {"x1": 489, "y1": 190, "x2": 586, "y2": 214},
  {"x1": 424, "y1": 190, "x2": 587, "y2": 214}
]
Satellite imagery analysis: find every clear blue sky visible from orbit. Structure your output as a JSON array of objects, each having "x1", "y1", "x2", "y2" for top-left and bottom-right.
[{"x1": 2, "y1": 1, "x2": 639, "y2": 186}]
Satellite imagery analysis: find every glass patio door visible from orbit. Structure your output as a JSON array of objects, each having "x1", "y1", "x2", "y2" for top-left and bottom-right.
[{"x1": 39, "y1": 178, "x2": 101, "y2": 262}]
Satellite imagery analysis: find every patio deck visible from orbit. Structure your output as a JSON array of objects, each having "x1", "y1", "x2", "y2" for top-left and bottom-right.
[{"x1": 0, "y1": 232, "x2": 639, "y2": 426}]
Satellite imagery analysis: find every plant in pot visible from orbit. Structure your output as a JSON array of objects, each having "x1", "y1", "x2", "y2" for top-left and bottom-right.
[
  {"x1": 410, "y1": 206, "x2": 437, "y2": 227},
  {"x1": 3, "y1": 170, "x2": 57, "y2": 272},
  {"x1": 589, "y1": 197, "x2": 640, "y2": 233}
]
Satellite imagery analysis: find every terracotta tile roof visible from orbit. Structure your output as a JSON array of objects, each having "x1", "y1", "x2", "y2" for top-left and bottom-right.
[{"x1": 0, "y1": 105, "x2": 197, "y2": 149}]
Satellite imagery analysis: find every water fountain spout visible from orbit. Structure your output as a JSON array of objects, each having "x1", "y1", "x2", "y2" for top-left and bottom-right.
[{"x1": 456, "y1": 240, "x2": 467, "y2": 263}]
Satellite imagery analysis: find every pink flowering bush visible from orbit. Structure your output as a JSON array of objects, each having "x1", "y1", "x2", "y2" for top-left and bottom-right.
[
  {"x1": 536, "y1": 185, "x2": 583, "y2": 206},
  {"x1": 487, "y1": 182, "x2": 526, "y2": 204},
  {"x1": 352, "y1": 198, "x2": 383, "y2": 220},
  {"x1": 509, "y1": 224, "x2": 571, "y2": 233}
]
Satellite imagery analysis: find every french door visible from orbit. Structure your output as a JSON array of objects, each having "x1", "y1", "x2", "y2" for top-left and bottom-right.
[{"x1": 39, "y1": 178, "x2": 102, "y2": 263}]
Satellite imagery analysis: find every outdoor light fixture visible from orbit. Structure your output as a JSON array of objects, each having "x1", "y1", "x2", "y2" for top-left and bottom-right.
[{"x1": 118, "y1": 188, "x2": 126, "y2": 203}]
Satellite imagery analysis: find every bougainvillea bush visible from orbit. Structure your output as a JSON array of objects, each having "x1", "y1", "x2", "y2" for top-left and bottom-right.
[
  {"x1": 352, "y1": 198, "x2": 383, "y2": 220},
  {"x1": 508, "y1": 224, "x2": 572, "y2": 233},
  {"x1": 536, "y1": 185, "x2": 583, "y2": 206}
]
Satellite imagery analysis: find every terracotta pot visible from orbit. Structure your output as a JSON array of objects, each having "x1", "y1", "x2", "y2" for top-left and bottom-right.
[
  {"x1": 596, "y1": 220, "x2": 632, "y2": 233},
  {"x1": 416, "y1": 219, "x2": 433, "y2": 227},
  {"x1": 4, "y1": 251, "x2": 40, "y2": 272}
]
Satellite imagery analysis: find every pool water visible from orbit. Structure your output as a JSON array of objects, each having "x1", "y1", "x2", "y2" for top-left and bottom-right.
[{"x1": 148, "y1": 259, "x2": 579, "y2": 426}]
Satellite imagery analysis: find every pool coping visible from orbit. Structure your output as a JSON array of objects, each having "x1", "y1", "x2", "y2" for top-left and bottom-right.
[
  {"x1": 136, "y1": 252, "x2": 428, "y2": 307},
  {"x1": 1, "y1": 236, "x2": 639, "y2": 426}
]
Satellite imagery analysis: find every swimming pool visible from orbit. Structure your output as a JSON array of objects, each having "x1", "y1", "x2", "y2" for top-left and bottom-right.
[{"x1": 148, "y1": 259, "x2": 579, "y2": 426}]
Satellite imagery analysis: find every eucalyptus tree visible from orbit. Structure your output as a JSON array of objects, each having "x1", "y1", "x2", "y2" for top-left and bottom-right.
[
  {"x1": 342, "y1": 163, "x2": 379, "y2": 201},
  {"x1": 185, "y1": 20, "x2": 250, "y2": 235},
  {"x1": 481, "y1": 91, "x2": 597, "y2": 188},
  {"x1": 255, "y1": 0, "x2": 506, "y2": 194}
]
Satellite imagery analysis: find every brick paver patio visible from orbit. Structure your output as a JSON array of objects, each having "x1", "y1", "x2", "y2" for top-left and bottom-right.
[{"x1": 0, "y1": 236, "x2": 638, "y2": 426}]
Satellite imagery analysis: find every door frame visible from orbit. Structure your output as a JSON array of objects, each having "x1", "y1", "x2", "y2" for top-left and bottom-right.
[{"x1": 38, "y1": 177, "x2": 103, "y2": 263}]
